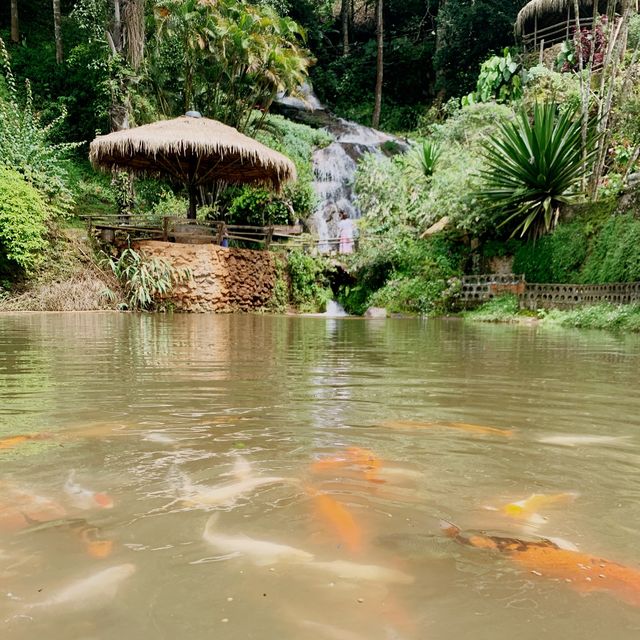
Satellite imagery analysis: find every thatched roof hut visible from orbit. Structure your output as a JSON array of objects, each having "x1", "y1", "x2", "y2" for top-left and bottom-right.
[
  {"x1": 90, "y1": 113, "x2": 297, "y2": 218},
  {"x1": 515, "y1": 0, "x2": 627, "y2": 50}
]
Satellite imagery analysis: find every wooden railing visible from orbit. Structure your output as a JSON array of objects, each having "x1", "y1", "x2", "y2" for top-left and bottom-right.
[{"x1": 521, "y1": 16, "x2": 595, "y2": 52}]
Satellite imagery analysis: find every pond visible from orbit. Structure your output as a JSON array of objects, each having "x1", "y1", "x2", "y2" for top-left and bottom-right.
[{"x1": 1, "y1": 313, "x2": 640, "y2": 639}]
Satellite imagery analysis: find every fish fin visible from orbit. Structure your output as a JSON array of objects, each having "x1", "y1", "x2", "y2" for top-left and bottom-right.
[
  {"x1": 544, "y1": 536, "x2": 579, "y2": 551},
  {"x1": 203, "y1": 513, "x2": 220, "y2": 541},
  {"x1": 526, "y1": 513, "x2": 548, "y2": 525},
  {"x1": 439, "y1": 520, "x2": 461, "y2": 538}
]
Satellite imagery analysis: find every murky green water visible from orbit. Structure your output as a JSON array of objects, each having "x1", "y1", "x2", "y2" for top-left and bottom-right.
[{"x1": 1, "y1": 313, "x2": 640, "y2": 639}]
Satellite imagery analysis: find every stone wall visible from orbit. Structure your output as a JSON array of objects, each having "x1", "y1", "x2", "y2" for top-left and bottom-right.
[{"x1": 136, "y1": 241, "x2": 278, "y2": 313}]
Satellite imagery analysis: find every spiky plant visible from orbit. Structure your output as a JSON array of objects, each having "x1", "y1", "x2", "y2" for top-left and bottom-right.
[
  {"x1": 479, "y1": 102, "x2": 595, "y2": 240},
  {"x1": 416, "y1": 139, "x2": 441, "y2": 178}
]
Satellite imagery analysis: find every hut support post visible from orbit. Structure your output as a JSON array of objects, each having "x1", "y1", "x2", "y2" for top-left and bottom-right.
[{"x1": 188, "y1": 184, "x2": 197, "y2": 220}]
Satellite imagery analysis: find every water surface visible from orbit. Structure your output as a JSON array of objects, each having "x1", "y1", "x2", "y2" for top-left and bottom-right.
[{"x1": 1, "y1": 313, "x2": 640, "y2": 639}]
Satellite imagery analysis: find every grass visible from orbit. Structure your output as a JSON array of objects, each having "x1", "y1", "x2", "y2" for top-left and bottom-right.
[{"x1": 465, "y1": 295, "x2": 640, "y2": 332}]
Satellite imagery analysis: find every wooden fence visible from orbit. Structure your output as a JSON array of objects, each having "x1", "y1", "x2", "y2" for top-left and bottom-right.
[{"x1": 459, "y1": 275, "x2": 640, "y2": 309}]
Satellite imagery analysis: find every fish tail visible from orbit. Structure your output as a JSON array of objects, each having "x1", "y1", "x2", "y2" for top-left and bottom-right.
[{"x1": 439, "y1": 520, "x2": 461, "y2": 538}]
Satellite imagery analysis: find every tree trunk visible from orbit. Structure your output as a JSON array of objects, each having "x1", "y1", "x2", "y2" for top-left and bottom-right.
[
  {"x1": 372, "y1": 0, "x2": 383, "y2": 128},
  {"x1": 10, "y1": 0, "x2": 19, "y2": 43},
  {"x1": 52, "y1": 0, "x2": 63, "y2": 63},
  {"x1": 341, "y1": 0, "x2": 350, "y2": 56}
]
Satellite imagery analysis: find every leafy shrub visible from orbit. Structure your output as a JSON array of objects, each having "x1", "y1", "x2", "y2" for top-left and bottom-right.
[
  {"x1": 0, "y1": 169, "x2": 50, "y2": 275},
  {"x1": 581, "y1": 215, "x2": 640, "y2": 283},
  {"x1": 226, "y1": 187, "x2": 292, "y2": 226},
  {"x1": 464, "y1": 294, "x2": 520, "y2": 322},
  {"x1": 543, "y1": 304, "x2": 640, "y2": 332},
  {"x1": 104, "y1": 247, "x2": 191, "y2": 311},
  {"x1": 286, "y1": 250, "x2": 332, "y2": 312},
  {"x1": 0, "y1": 38, "x2": 78, "y2": 214},
  {"x1": 415, "y1": 140, "x2": 441, "y2": 178},
  {"x1": 629, "y1": 14, "x2": 640, "y2": 51},
  {"x1": 512, "y1": 222, "x2": 588, "y2": 283},
  {"x1": 523, "y1": 66, "x2": 581, "y2": 114},
  {"x1": 465, "y1": 48, "x2": 525, "y2": 104}
]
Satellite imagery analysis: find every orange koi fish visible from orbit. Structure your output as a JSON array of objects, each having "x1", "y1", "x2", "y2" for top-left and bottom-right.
[
  {"x1": 64, "y1": 471, "x2": 114, "y2": 510},
  {"x1": 382, "y1": 420, "x2": 513, "y2": 437},
  {"x1": 311, "y1": 447, "x2": 383, "y2": 483},
  {"x1": 442, "y1": 521, "x2": 640, "y2": 607},
  {"x1": 0, "y1": 433, "x2": 51, "y2": 451},
  {"x1": 308, "y1": 488, "x2": 363, "y2": 553},
  {"x1": 0, "y1": 488, "x2": 67, "y2": 533}
]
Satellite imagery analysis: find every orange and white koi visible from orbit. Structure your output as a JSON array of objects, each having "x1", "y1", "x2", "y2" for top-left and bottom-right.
[
  {"x1": 0, "y1": 487, "x2": 67, "y2": 533},
  {"x1": 311, "y1": 447, "x2": 383, "y2": 483},
  {"x1": 382, "y1": 420, "x2": 513, "y2": 437},
  {"x1": 64, "y1": 471, "x2": 114, "y2": 510},
  {"x1": 441, "y1": 521, "x2": 640, "y2": 607}
]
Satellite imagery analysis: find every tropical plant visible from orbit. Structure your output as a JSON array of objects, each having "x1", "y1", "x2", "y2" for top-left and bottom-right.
[
  {"x1": 415, "y1": 140, "x2": 441, "y2": 178},
  {"x1": 464, "y1": 48, "x2": 525, "y2": 105},
  {"x1": 286, "y1": 250, "x2": 332, "y2": 312},
  {"x1": 478, "y1": 102, "x2": 595, "y2": 240},
  {"x1": 152, "y1": 0, "x2": 312, "y2": 133},
  {"x1": 104, "y1": 247, "x2": 190, "y2": 311}
]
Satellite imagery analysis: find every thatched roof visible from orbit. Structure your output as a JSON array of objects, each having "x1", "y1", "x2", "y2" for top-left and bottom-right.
[
  {"x1": 89, "y1": 115, "x2": 297, "y2": 189},
  {"x1": 515, "y1": 0, "x2": 596, "y2": 34}
]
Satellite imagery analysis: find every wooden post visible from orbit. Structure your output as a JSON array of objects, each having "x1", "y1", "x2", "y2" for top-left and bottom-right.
[
  {"x1": 162, "y1": 216, "x2": 169, "y2": 242},
  {"x1": 539, "y1": 38, "x2": 545, "y2": 64},
  {"x1": 265, "y1": 226, "x2": 273, "y2": 250},
  {"x1": 566, "y1": 5, "x2": 571, "y2": 40},
  {"x1": 534, "y1": 14, "x2": 538, "y2": 49}
]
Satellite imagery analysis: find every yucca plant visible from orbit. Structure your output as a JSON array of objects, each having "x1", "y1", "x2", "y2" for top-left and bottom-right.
[
  {"x1": 415, "y1": 139, "x2": 441, "y2": 178},
  {"x1": 478, "y1": 102, "x2": 596, "y2": 240}
]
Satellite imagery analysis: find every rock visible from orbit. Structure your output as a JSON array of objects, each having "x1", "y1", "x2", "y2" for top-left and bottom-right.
[{"x1": 364, "y1": 307, "x2": 387, "y2": 318}]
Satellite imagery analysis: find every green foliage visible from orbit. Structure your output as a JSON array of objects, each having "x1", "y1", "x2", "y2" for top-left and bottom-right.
[
  {"x1": 542, "y1": 304, "x2": 640, "y2": 332},
  {"x1": 0, "y1": 38, "x2": 78, "y2": 213},
  {"x1": 268, "y1": 254, "x2": 288, "y2": 313},
  {"x1": 465, "y1": 48, "x2": 524, "y2": 104},
  {"x1": 512, "y1": 222, "x2": 589, "y2": 283},
  {"x1": 227, "y1": 187, "x2": 292, "y2": 226},
  {"x1": 104, "y1": 247, "x2": 190, "y2": 311},
  {"x1": 581, "y1": 215, "x2": 640, "y2": 284},
  {"x1": 464, "y1": 294, "x2": 520, "y2": 322},
  {"x1": 478, "y1": 102, "x2": 593, "y2": 239},
  {"x1": 415, "y1": 140, "x2": 441, "y2": 178},
  {"x1": 629, "y1": 14, "x2": 640, "y2": 51},
  {"x1": 286, "y1": 250, "x2": 332, "y2": 312},
  {"x1": 522, "y1": 65, "x2": 582, "y2": 114},
  {"x1": 152, "y1": 0, "x2": 311, "y2": 133},
  {"x1": 0, "y1": 168, "x2": 50, "y2": 275}
]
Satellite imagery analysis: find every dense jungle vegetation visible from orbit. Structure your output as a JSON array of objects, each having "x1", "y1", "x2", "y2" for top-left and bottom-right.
[{"x1": 0, "y1": 0, "x2": 639, "y2": 324}]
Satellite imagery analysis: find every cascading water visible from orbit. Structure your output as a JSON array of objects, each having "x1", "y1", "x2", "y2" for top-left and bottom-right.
[{"x1": 275, "y1": 86, "x2": 409, "y2": 253}]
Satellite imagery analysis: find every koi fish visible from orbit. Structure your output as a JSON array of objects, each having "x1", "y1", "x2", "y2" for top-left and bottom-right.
[
  {"x1": 306, "y1": 559, "x2": 414, "y2": 585},
  {"x1": 309, "y1": 488, "x2": 363, "y2": 553},
  {"x1": 311, "y1": 447, "x2": 383, "y2": 483},
  {"x1": 64, "y1": 471, "x2": 114, "y2": 510},
  {"x1": 0, "y1": 433, "x2": 51, "y2": 451},
  {"x1": 173, "y1": 463, "x2": 290, "y2": 509},
  {"x1": 298, "y1": 619, "x2": 368, "y2": 640},
  {"x1": 538, "y1": 435, "x2": 630, "y2": 447},
  {"x1": 20, "y1": 517, "x2": 114, "y2": 559},
  {"x1": 25, "y1": 563, "x2": 136, "y2": 611},
  {"x1": 485, "y1": 492, "x2": 579, "y2": 525},
  {"x1": 441, "y1": 521, "x2": 640, "y2": 607},
  {"x1": 202, "y1": 514, "x2": 314, "y2": 566},
  {"x1": 382, "y1": 420, "x2": 513, "y2": 437},
  {"x1": 0, "y1": 487, "x2": 67, "y2": 533}
]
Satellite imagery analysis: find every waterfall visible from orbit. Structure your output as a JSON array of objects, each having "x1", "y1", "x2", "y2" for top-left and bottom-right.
[{"x1": 275, "y1": 86, "x2": 409, "y2": 253}]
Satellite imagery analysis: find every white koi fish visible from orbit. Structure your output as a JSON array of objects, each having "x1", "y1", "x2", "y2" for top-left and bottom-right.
[
  {"x1": 64, "y1": 471, "x2": 114, "y2": 510},
  {"x1": 26, "y1": 563, "x2": 136, "y2": 611},
  {"x1": 306, "y1": 559, "x2": 414, "y2": 585},
  {"x1": 202, "y1": 514, "x2": 314, "y2": 565},
  {"x1": 175, "y1": 459, "x2": 290, "y2": 509}
]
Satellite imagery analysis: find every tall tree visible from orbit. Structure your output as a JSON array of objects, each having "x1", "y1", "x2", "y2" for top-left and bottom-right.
[
  {"x1": 341, "y1": 0, "x2": 350, "y2": 55},
  {"x1": 371, "y1": 0, "x2": 383, "y2": 128},
  {"x1": 10, "y1": 0, "x2": 19, "y2": 44},
  {"x1": 53, "y1": 0, "x2": 63, "y2": 63}
]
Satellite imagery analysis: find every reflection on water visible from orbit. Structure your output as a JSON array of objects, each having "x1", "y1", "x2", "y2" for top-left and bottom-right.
[{"x1": 1, "y1": 313, "x2": 640, "y2": 639}]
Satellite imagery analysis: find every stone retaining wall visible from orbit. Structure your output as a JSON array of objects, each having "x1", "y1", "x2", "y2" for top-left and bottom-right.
[{"x1": 136, "y1": 241, "x2": 278, "y2": 313}]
